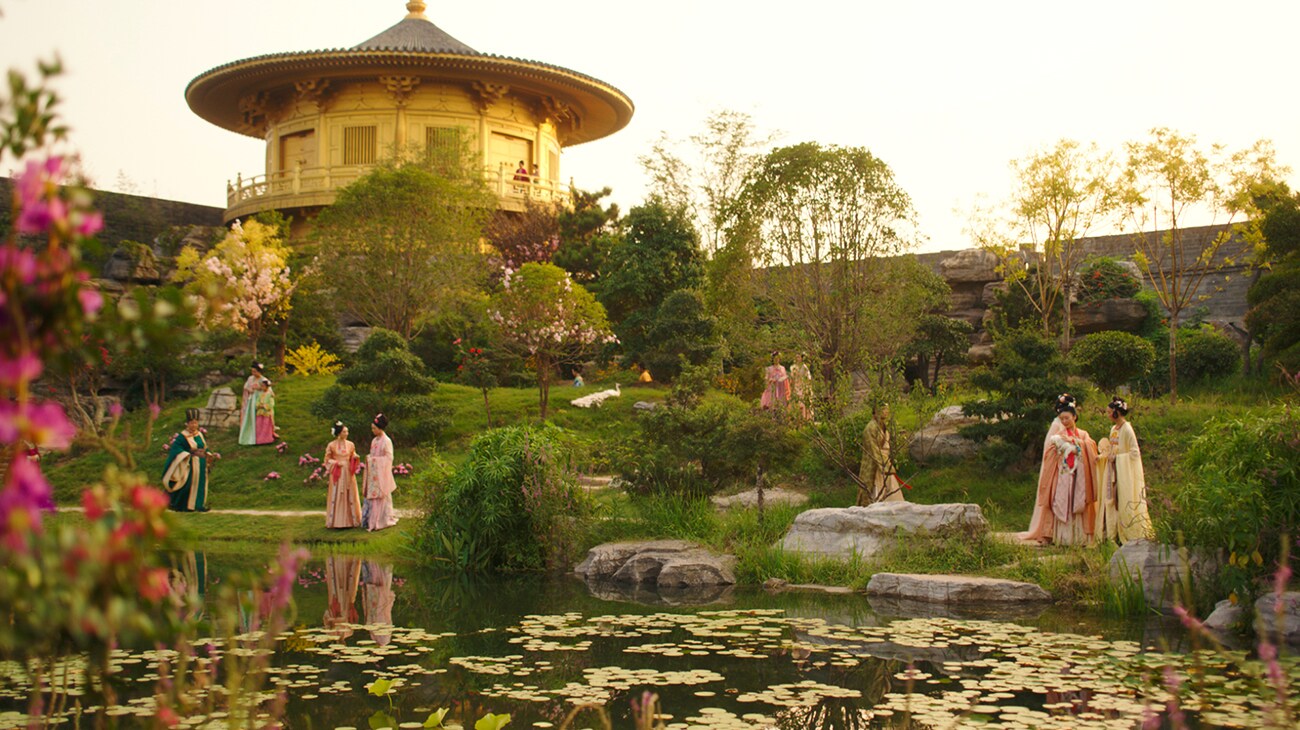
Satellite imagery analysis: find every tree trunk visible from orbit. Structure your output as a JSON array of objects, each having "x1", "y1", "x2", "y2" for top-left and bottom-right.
[
  {"x1": 931, "y1": 353, "x2": 944, "y2": 396},
  {"x1": 537, "y1": 357, "x2": 551, "y2": 420},
  {"x1": 482, "y1": 388, "x2": 493, "y2": 428},
  {"x1": 1061, "y1": 280, "x2": 1073, "y2": 351},
  {"x1": 1167, "y1": 314, "x2": 1179, "y2": 404}
]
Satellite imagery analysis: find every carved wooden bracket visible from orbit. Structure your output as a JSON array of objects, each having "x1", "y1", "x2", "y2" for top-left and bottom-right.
[
  {"x1": 469, "y1": 81, "x2": 509, "y2": 112},
  {"x1": 537, "y1": 95, "x2": 574, "y2": 125},
  {"x1": 379, "y1": 75, "x2": 421, "y2": 107},
  {"x1": 237, "y1": 91, "x2": 277, "y2": 135},
  {"x1": 293, "y1": 78, "x2": 334, "y2": 110}
]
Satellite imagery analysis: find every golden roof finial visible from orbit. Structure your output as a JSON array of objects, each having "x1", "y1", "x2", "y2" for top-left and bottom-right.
[{"x1": 405, "y1": 0, "x2": 428, "y2": 19}]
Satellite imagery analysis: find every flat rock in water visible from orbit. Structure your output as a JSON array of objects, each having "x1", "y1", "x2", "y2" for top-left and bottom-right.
[
  {"x1": 712, "y1": 487, "x2": 809, "y2": 510},
  {"x1": 779, "y1": 502, "x2": 988, "y2": 559},
  {"x1": 574, "y1": 540, "x2": 736, "y2": 587},
  {"x1": 865, "y1": 573, "x2": 1052, "y2": 604}
]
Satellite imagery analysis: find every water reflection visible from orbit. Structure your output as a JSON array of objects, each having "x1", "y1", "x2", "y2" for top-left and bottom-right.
[
  {"x1": 362, "y1": 559, "x2": 395, "y2": 645},
  {"x1": 323, "y1": 554, "x2": 361, "y2": 640}
]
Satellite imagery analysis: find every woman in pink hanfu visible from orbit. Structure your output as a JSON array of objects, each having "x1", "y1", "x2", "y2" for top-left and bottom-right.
[
  {"x1": 365, "y1": 413, "x2": 399, "y2": 532},
  {"x1": 324, "y1": 421, "x2": 363, "y2": 529},
  {"x1": 254, "y1": 378, "x2": 277, "y2": 445},
  {"x1": 760, "y1": 351, "x2": 791, "y2": 410}
]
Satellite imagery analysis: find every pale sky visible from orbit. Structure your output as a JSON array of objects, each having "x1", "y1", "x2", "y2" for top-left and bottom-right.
[{"x1": 2, "y1": 0, "x2": 1298, "y2": 253}]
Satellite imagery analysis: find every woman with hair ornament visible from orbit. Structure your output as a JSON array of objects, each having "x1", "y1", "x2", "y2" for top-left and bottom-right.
[
  {"x1": 238, "y1": 362, "x2": 264, "y2": 445},
  {"x1": 1021, "y1": 394, "x2": 1099, "y2": 545},
  {"x1": 365, "y1": 413, "x2": 399, "y2": 532},
  {"x1": 163, "y1": 408, "x2": 211, "y2": 512},
  {"x1": 324, "y1": 421, "x2": 363, "y2": 529},
  {"x1": 1096, "y1": 396, "x2": 1154, "y2": 543}
]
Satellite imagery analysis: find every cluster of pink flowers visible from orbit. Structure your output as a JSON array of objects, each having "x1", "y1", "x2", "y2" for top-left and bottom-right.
[
  {"x1": 298, "y1": 453, "x2": 320, "y2": 467},
  {"x1": 302, "y1": 466, "x2": 324, "y2": 484},
  {"x1": 263, "y1": 471, "x2": 281, "y2": 481},
  {"x1": 0, "y1": 155, "x2": 106, "y2": 551},
  {"x1": 392, "y1": 463, "x2": 414, "y2": 477},
  {"x1": 275, "y1": 441, "x2": 289, "y2": 454}
]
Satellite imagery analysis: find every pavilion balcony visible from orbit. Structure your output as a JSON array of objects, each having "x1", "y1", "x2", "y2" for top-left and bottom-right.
[{"x1": 224, "y1": 161, "x2": 572, "y2": 223}]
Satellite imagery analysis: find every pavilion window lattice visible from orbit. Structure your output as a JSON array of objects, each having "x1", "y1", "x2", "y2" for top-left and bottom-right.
[
  {"x1": 343, "y1": 125, "x2": 377, "y2": 166},
  {"x1": 425, "y1": 126, "x2": 462, "y2": 172}
]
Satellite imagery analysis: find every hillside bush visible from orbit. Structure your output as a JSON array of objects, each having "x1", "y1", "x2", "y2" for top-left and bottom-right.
[
  {"x1": 283, "y1": 341, "x2": 342, "y2": 375},
  {"x1": 1159, "y1": 406, "x2": 1300, "y2": 602},
  {"x1": 962, "y1": 329, "x2": 1070, "y2": 453},
  {"x1": 1178, "y1": 325, "x2": 1240, "y2": 383},
  {"x1": 1070, "y1": 331, "x2": 1156, "y2": 391},
  {"x1": 416, "y1": 425, "x2": 590, "y2": 572},
  {"x1": 1077, "y1": 257, "x2": 1142, "y2": 303},
  {"x1": 311, "y1": 328, "x2": 449, "y2": 444}
]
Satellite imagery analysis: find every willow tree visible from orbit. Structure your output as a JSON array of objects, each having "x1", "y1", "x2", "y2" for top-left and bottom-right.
[
  {"x1": 734, "y1": 142, "x2": 920, "y2": 389},
  {"x1": 971, "y1": 139, "x2": 1117, "y2": 347},
  {"x1": 1119, "y1": 128, "x2": 1283, "y2": 402}
]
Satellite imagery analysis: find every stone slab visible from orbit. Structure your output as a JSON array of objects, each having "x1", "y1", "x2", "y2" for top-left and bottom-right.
[{"x1": 865, "y1": 572, "x2": 1052, "y2": 604}]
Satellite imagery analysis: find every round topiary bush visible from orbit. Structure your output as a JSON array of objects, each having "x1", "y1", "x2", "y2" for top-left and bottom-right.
[
  {"x1": 1177, "y1": 326, "x2": 1240, "y2": 383},
  {"x1": 1070, "y1": 330, "x2": 1157, "y2": 391}
]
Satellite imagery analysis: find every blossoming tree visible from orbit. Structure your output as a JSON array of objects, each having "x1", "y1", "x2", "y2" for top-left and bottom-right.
[
  {"x1": 489, "y1": 263, "x2": 614, "y2": 418},
  {"x1": 172, "y1": 218, "x2": 293, "y2": 357}
]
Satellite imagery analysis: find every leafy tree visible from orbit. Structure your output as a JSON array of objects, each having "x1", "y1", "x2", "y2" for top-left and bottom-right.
[
  {"x1": 171, "y1": 218, "x2": 292, "y2": 357},
  {"x1": 734, "y1": 142, "x2": 919, "y2": 389},
  {"x1": 1246, "y1": 181, "x2": 1300, "y2": 372},
  {"x1": 311, "y1": 329, "x2": 449, "y2": 445},
  {"x1": 484, "y1": 199, "x2": 560, "y2": 269},
  {"x1": 639, "y1": 109, "x2": 777, "y2": 254},
  {"x1": 312, "y1": 157, "x2": 493, "y2": 339},
  {"x1": 641, "y1": 289, "x2": 720, "y2": 381},
  {"x1": 972, "y1": 139, "x2": 1117, "y2": 346},
  {"x1": 1076, "y1": 257, "x2": 1142, "y2": 303},
  {"x1": 553, "y1": 187, "x2": 621, "y2": 287},
  {"x1": 905, "y1": 314, "x2": 973, "y2": 395},
  {"x1": 1118, "y1": 128, "x2": 1283, "y2": 401},
  {"x1": 598, "y1": 201, "x2": 704, "y2": 368},
  {"x1": 1069, "y1": 330, "x2": 1156, "y2": 391},
  {"x1": 962, "y1": 329, "x2": 1070, "y2": 454},
  {"x1": 488, "y1": 263, "x2": 613, "y2": 419}
]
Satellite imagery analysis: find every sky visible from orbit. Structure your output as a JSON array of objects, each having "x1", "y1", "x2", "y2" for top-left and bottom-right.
[{"x1": 2, "y1": 0, "x2": 1298, "y2": 253}]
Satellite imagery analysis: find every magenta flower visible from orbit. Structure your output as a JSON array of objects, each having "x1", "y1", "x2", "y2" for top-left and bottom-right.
[
  {"x1": 0, "y1": 353, "x2": 43, "y2": 388},
  {"x1": 75, "y1": 210, "x2": 104, "y2": 237},
  {"x1": 264, "y1": 471, "x2": 281, "y2": 480},
  {"x1": 0, "y1": 400, "x2": 76, "y2": 449},
  {"x1": 266, "y1": 543, "x2": 310, "y2": 613},
  {"x1": 148, "y1": 402, "x2": 161, "y2": 419},
  {"x1": 78, "y1": 286, "x2": 104, "y2": 317},
  {"x1": 108, "y1": 402, "x2": 124, "y2": 419},
  {"x1": 0, "y1": 246, "x2": 38, "y2": 284},
  {"x1": 0, "y1": 459, "x2": 55, "y2": 551}
]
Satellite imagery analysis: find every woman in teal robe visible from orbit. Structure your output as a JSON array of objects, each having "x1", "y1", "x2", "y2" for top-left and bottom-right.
[
  {"x1": 238, "y1": 362, "x2": 264, "y2": 446},
  {"x1": 163, "y1": 409, "x2": 210, "y2": 512}
]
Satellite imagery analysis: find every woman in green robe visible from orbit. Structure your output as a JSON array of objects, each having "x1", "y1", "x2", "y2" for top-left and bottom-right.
[{"x1": 163, "y1": 408, "x2": 210, "y2": 512}]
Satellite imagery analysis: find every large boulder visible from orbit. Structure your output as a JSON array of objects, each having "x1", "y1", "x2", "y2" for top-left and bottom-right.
[
  {"x1": 909, "y1": 405, "x2": 981, "y2": 463},
  {"x1": 940, "y1": 249, "x2": 1000, "y2": 283},
  {"x1": 575, "y1": 540, "x2": 736, "y2": 587},
  {"x1": 102, "y1": 244, "x2": 163, "y2": 284},
  {"x1": 1255, "y1": 592, "x2": 1300, "y2": 644},
  {"x1": 197, "y1": 387, "x2": 240, "y2": 429},
  {"x1": 779, "y1": 502, "x2": 988, "y2": 560},
  {"x1": 1071, "y1": 298, "x2": 1150, "y2": 335},
  {"x1": 1108, "y1": 540, "x2": 1222, "y2": 614},
  {"x1": 865, "y1": 573, "x2": 1052, "y2": 604}
]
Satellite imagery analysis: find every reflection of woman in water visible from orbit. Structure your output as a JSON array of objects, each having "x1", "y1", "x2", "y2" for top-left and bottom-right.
[
  {"x1": 168, "y1": 550, "x2": 207, "y2": 621},
  {"x1": 323, "y1": 555, "x2": 361, "y2": 640},
  {"x1": 362, "y1": 560, "x2": 396, "y2": 646}
]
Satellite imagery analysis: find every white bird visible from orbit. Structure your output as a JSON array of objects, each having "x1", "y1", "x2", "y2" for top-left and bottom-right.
[{"x1": 570, "y1": 383, "x2": 621, "y2": 408}]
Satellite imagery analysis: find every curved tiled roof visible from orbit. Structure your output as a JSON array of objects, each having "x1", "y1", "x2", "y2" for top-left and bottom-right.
[{"x1": 352, "y1": 16, "x2": 479, "y2": 54}]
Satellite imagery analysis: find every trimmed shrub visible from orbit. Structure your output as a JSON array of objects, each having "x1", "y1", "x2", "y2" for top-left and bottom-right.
[
  {"x1": 1077, "y1": 257, "x2": 1142, "y2": 303},
  {"x1": 1178, "y1": 325, "x2": 1240, "y2": 383},
  {"x1": 1070, "y1": 331, "x2": 1156, "y2": 391},
  {"x1": 962, "y1": 329, "x2": 1070, "y2": 452},
  {"x1": 416, "y1": 424, "x2": 591, "y2": 573}
]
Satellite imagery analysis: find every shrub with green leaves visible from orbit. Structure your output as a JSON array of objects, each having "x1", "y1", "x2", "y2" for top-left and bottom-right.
[
  {"x1": 1159, "y1": 406, "x2": 1299, "y2": 602},
  {"x1": 1177, "y1": 325, "x2": 1240, "y2": 383},
  {"x1": 962, "y1": 329, "x2": 1070, "y2": 453},
  {"x1": 416, "y1": 424, "x2": 590, "y2": 573},
  {"x1": 1077, "y1": 257, "x2": 1142, "y2": 303},
  {"x1": 311, "y1": 328, "x2": 449, "y2": 444},
  {"x1": 1070, "y1": 330, "x2": 1156, "y2": 391}
]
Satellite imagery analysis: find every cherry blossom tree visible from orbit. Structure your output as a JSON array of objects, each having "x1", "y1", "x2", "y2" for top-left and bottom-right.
[
  {"x1": 172, "y1": 218, "x2": 292, "y2": 357},
  {"x1": 489, "y1": 263, "x2": 614, "y2": 418}
]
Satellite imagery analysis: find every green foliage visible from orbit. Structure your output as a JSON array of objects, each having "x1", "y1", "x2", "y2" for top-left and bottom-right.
[
  {"x1": 1070, "y1": 330, "x2": 1157, "y2": 391},
  {"x1": 417, "y1": 425, "x2": 591, "y2": 573},
  {"x1": 283, "y1": 341, "x2": 342, "y2": 376},
  {"x1": 641, "y1": 289, "x2": 720, "y2": 381},
  {"x1": 1177, "y1": 325, "x2": 1241, "y2": 383},
  {"x1": 1160, "y1": 406, "x2": 1299, "y2": 601},
  {"x1": 1247, "y1": 181, "x2": 1300, "y2": 371},
  {"x1": 1077, "y1": 256, "x2": 1142, "y2": 303},
  {"x1": 102, "y1": 285, "x2": 204, "y2": 407},
  {"x1": 962, "y1": 329, "x2": 1070, "y2": 452},
  {"x1": 599, "y1": 201, "x2": 704, "y2": 368},
  {"x1": 410, "y1": 290, "x2": 495, "y2": 376},
  {"x1": 553, "y1": 187, "x2": 621, "y2": 288},
  {"x1": 905, "y1": 313, "x2": 972, "y2": 394},
  {"x1": 312, "y1": 157, "x2": 493, "y2": 338},
  {"x1": 616, "y1": 394, "x2": 802, "y2": 497},
  {"x1": 312, "y1": 329, "x2": 449, "y2": 445},
  {"x1": 987, "y1": 269, "x2": 1062, "y2": 337}
]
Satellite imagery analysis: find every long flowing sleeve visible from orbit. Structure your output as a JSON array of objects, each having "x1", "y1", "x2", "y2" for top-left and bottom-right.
[{"x1": 366, "y1": 436, "x2": 398, "y2": 499}]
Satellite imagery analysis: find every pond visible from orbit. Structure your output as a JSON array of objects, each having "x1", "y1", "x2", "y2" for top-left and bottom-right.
[{"x1": 0, "y1": 550, "x2": 1292, "y2": 729}]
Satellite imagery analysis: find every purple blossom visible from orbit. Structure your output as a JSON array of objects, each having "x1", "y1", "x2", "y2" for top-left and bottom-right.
[
  {"x1": 108, "y1": 401, "x2": 123, "y2": 418},
  {"x1": 77, "y1": 286, "x2": 103, "y2": 317},
  {"x1": 0, "y1": 459, "x2": 54, "y2": 551},
  {"x1": 0, "y1": 353, "x2": 43, "y2": 388},
  {"x1": 266, "y1": 544, "x2": 310, "y2": 613}
]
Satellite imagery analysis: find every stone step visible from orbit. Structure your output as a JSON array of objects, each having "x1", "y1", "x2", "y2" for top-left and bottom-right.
[{"x1": 865, "y1": 572, "x2": 1052, "y2": 604}]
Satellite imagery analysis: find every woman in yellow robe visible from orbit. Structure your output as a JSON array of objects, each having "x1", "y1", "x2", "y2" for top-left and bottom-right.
[
  {"x1": 857, "y1": 404, "x2": 905, "y2": 506},
  {"x1": 1096, "y1": 397, "x2": 1154, "y2": 544}
]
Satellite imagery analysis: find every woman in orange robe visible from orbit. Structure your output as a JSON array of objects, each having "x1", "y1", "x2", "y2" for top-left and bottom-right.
[{"x1": 1021, "y1": 394, "x2": 1099, "y2": 546}]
